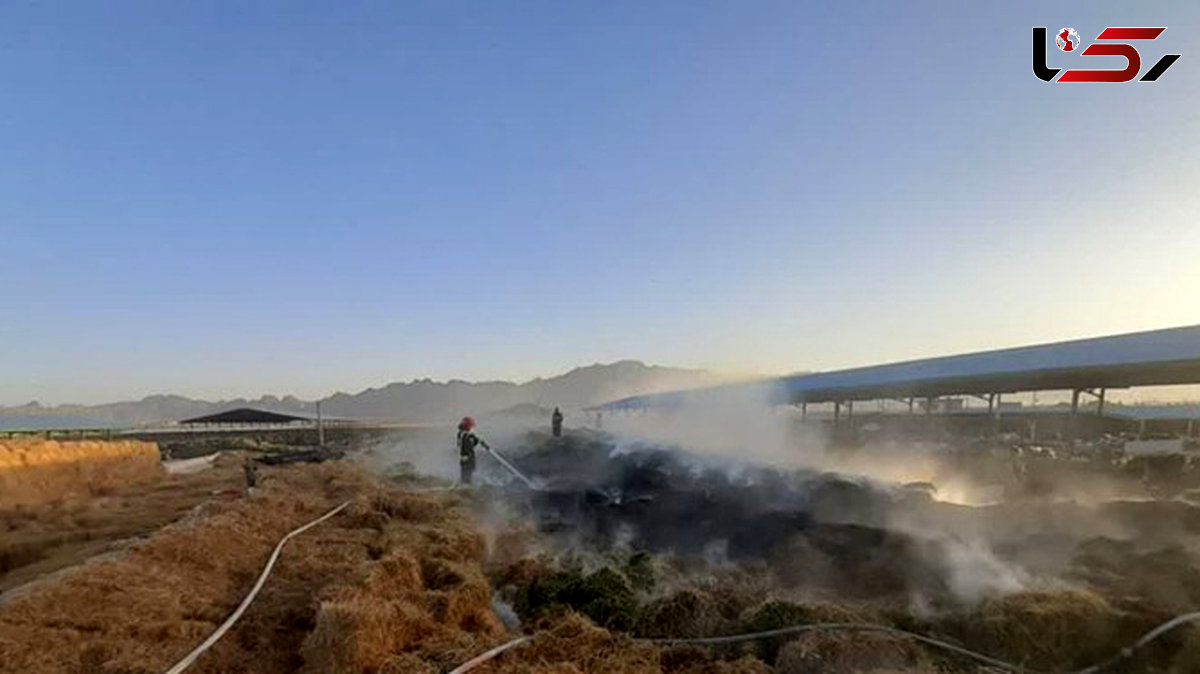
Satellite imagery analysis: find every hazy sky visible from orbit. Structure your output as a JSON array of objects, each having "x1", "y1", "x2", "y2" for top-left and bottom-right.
[{"x1": 2, "y1": 1, "x2": 1199, "y2": 405}]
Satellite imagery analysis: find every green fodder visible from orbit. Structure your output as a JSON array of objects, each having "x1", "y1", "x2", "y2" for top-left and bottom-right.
[
  {"x1": 635, "y1": 589, "x2": 727, "y2": 639},
  {"x1": 481, "y1": 612, "x2": 662, "y2": 674},
  {"x1": 513, "y1": 566, "x2": 639, "y2": 631},
  {"x1": 737, "y1": 600, "x2": 878, "y2": 664},
  {"x1": 689, "y1": 566, "x2": 775, "y2": 623}
]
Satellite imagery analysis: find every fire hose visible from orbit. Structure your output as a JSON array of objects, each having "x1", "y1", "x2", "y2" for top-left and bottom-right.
[
  {"x1": 161, "y1": 500, "x2": 351, "y2": 674},
  {"x1": 446, "y1": 636, "x2": 532, "y2": 674},
  {"x1": 481, "y1": 445, "x2": 540, "y2": 490},
  {"x1": 447, "y1": 610, "x2": 1200, "y2": 674}
]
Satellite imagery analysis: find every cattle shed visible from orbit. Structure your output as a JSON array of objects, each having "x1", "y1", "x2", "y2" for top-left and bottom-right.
[
  {"x1": 180, "y1": 408, "x2": 315, "y2": 425},
  {"x1": 594, "y1": 324, "x2": 1200, "y2": 440}
]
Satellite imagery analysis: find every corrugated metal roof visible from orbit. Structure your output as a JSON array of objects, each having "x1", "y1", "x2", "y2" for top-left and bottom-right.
[
  {"x1": 597, "y1": 324, "x2": 1200, "y2": 410},
  {"x1": 179, "y1": 408, "x2": 313, "y2": 424}
]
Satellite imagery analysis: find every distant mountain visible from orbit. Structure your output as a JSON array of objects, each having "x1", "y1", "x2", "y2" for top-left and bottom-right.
[{"x1": 0, "y1": 361, "x2": 722, "y2": 427}]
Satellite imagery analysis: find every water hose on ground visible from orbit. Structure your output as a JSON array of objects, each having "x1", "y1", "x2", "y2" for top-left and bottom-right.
[
  {"x1": 446, "y1": 636, "x2": 532, "y2": 674},
  {"x1": 161, "y1": 500, "x2": 351, "y2": 674},
  {"x1": 447, "y1": 609, "x2": 1200, "y2": 674},
  {"x1": 654, "y1": 623, "x2": 1023, "y2": 672}
]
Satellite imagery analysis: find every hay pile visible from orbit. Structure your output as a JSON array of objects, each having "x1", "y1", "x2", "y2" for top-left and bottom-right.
[
  {"x1": 0, "y1": 463, "x2": 488, "y2": 673},
  {"x1": 774, "y1": 631, "x2": 930, "y2": 674},
  {"x1": 975, "y1": 589, "x2": 1119, "y2": 666},
  {"x1": 0, "y1": 452, "x2": 246, "y2": 592},
  {"x1": 909, "y1": 588, "x2": 1177, "y2": 672},
  {"x1": 0, "y1": 463, "x2": 349, "y2": 672},
  {"x1": 7, "y1": 434, "x2": 1198, "y2": 674},
  {"x1": 0, "y1": 439, "x2": 161, "y2": 507},
  {"x1": 298, "y1": 489, "x2": 505, "y2": 673},
  {"x1": 734, "y1": 600, "x2": 879, "y2": 665},
  {"x1": 475, "y1": 613, "x2": 662, "y2": 673}
]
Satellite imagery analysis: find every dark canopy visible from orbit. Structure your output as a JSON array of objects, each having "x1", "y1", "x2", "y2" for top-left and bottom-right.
[{"x1": 179, "y1": 408, "x2": 311, "y2": 425}]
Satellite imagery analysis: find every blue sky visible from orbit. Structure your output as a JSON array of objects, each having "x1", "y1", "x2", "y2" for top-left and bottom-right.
[{"x1": 2, "y1": 1, "x2": 1199, "y2": 405}]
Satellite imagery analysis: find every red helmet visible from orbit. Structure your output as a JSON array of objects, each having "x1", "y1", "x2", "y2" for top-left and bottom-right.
[{"x1": 459, "y1": 416, "x2": 476, "y2": 431}]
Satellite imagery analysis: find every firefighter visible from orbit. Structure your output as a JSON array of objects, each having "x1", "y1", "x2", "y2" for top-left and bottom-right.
[
  {"x1": 243, "y1": 457, "x2": 258, "y2": 493},
  {"x1": 457, "y1": 416, "x2": 489, "y2": 485},
  {"x1": 551, "y1": 406, "x2": 564, "y2": 437}
]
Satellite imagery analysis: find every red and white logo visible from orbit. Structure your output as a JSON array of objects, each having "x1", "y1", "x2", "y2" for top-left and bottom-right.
[
  {"x1": 1056, "y1": 27, "x2": 1081, "y2": 52},
  {"x1": 1033, "y1": 26, "x2": 1180, "y2": 83}
]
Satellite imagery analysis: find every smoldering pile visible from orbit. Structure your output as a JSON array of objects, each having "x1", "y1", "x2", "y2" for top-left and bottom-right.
[
  {"x1": 467, "y1": 432, "x2": 1200, "y2": 671},
  {"x1": 481, "y1": 431, "x2": 996, "y2": 606}
]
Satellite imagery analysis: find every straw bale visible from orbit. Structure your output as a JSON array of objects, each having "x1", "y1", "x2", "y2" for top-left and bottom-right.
[
  {"x1": 974, "y1": 588, "x2": 1118, "y2": 668},
  {"x1": 774, "y1": 630, "x2": 930, "y2": 674},
  {"x1": 0, "y1": 440, "x2": 161, "y2": 507},
  {"x1": 485, "y1": 613, "x2": 661, "y2": 674}
]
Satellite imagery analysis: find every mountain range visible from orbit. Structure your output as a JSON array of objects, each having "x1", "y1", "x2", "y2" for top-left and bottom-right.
[{"x1": 0, "y1": 361, "x2": 722, "y2": 428}]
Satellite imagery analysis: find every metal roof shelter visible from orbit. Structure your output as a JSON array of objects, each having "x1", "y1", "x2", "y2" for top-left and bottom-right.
[
  {"x1": 180, "y1": 408, "x2": 314, "y2": 425},
  {"x1": 597, "y1": 324, "x2": 1200, "y2": 415}
]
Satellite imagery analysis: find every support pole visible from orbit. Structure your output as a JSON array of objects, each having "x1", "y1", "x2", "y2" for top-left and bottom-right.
[
  {"x1": 1096, "y1": 388, "x2": 1106, "y2": 417},
  {"x1": 834, "y1": 401, "x2": 841, "y2": 429},
  {"x1": 908, "y1": 397, "x2": 915, "y2": 415},
  {"x1": 992, "y1": 393, "x2": 1002, "y2": 437},
  {"x1": 1069, "y1": 389, "x2": 1080, "y2": 443},
  {"x1": 316, "y1": 401, "x2": 325, "y2": 448},
  {"x1": 801, "y1": 401, "x2": 807, "y2": 421}
]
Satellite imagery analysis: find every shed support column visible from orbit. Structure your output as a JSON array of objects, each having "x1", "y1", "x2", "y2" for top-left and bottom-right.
[
  {"x1": 317, "y1": 401, "x2": 325, "y2": 448},
  {"x1": 833, "y1": 401, "x2": 841, "y2": 429},
  {"x1": 1096, "y1": 388, "x2": 1106, "y2": 417},
  {"x1": 800, "y1": 401, "x2": 807, "y2": 422},
  {"x1": 1069, "y1": 389, "x2": 1081, "y2": 443},
  {"x1": 992, "y1": 393, "x2": 1002, "y2": 437},
  {"x1": 908, "y1": 397, "x2": 915, "y2": 415}
]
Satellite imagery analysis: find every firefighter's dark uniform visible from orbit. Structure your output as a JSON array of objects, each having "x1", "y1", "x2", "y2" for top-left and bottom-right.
[
  {"x1": 551, "y1": 407, "x2": 563, "y2": 437},
  {"x1": 458, "y1": 429, "x2": 480, "y2": 484}
]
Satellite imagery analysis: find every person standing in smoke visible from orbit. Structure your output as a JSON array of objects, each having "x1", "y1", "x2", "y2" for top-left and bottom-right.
[
  {"x1": 457, "y1": 416, "x2": 489, "y2": 485},
  {"x1": 243, "y1": 458, "x2": 258, "y2": 494},
  {"x1": 551, "y1": 406, "x2": 563, "y2": 437}
]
